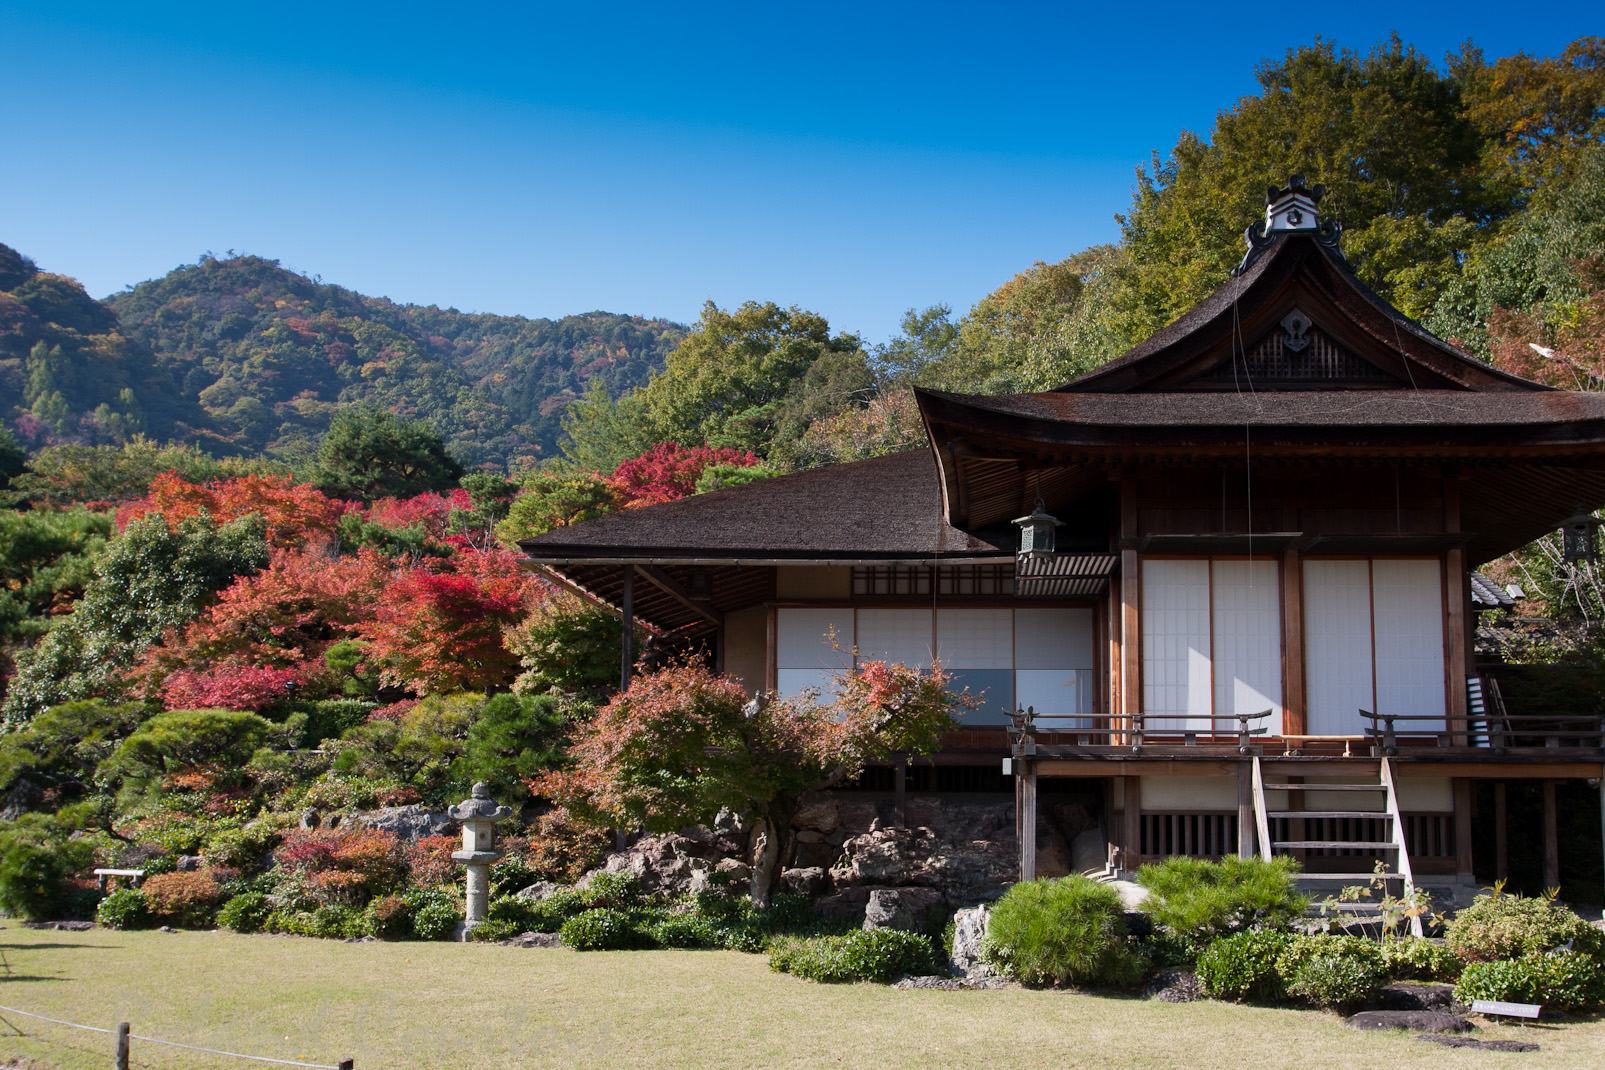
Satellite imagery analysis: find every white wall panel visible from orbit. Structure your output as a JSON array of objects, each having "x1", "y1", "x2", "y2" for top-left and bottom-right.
[
  {"x1": 1142, "y1": 559, "x2": 1212, "y2": 731},
  {"x1": 937, "y1": 608, "x2": 1013, "y2": 669},
  {"x1": 855, "y1": 608, "x2": 933, "y2": 670},
  {"x1": 1211, "y1": 559, "x2": 1283, "y2": 736},
  {"x1": 776, "y1": 667, "x2": 842, "y2": 703},
  {"x1": 1014, "y1": 608, "x2": 1095, "y2": 669},
  {"x1": 776, "y1": 608, "x2": 853, "y2": 669},
  {"x1": 1303, "y1": 560, "x2": 1375, "y2": 736},
  {"x1": 1371, "y1": 559, "x2": 1446, "y2": 720}
]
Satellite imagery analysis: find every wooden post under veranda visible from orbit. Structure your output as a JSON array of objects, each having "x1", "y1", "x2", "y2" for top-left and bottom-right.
[
  {"x1": 1543, "y1": 780, "x2": 1561, "y2": 892},
  {"x1": 1019, "y1": 759, "x2": 1037, "y2": 882}
]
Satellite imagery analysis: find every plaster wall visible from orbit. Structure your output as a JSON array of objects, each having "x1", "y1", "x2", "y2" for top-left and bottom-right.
[
  {"x1": 1140, "y1": 775, "x2": 1238, "y2": 811},
  {"x1": 723, "y1": 605, "x2": 768, "y2": 694},
  {"x1": 776, "y1": 565, "x2": 852, "y2": 601}
]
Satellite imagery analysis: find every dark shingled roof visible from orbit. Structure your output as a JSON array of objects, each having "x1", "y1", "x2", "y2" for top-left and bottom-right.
[
  {"x1": 518, "y1": 449, "x2": 1012, "y2": 562},
  {"x1": 915, "y1": 389, "x2": 1605, "y2": 451}
]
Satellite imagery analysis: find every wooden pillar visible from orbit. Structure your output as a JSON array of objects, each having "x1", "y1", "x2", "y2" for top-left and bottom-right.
[
  {"x1": 1543, "y1": 779, "x2": 1561, "y2": 892},
  {"x1": 1454, "y1": 778, "x2": 1474, "y2": 881},
  {"x1": 1119, "y1": 475, "x2": 1141, "y2": 744},
  {"x1": 764, "y1": 604, "x2": 778, "y2": 693},
  {"x1": 620, "y1": 567, "x2": 635, "y2": 691},
  {"x1": 116, "y1": 1023, "x2": 129, "y2": 1070},
  {"x1": 1598, "y1": 775, "x2": 1605, "y2": 906},
  {"x1": 1494, "y1": 781, "x2": 1508, "y2": 882},
  {"x1": 1444, "y1": 478, "x2": 1469, "y2": 740},
  {"x1": 893, "y1": 754, "x2": 907, "y2": 828},
  {"x1": 1020, "y1": 761, "x2": 1038, "y2": 882},
  {"x1": 1123, "y1": 775, "x2": 1142, "y2": 874},
  {"x1": 1237, "y1": 761, "x2": 1254, "y2": 859},
  {"x1": 1281, "y1": 546, "x2": 1305, "y2": 739}
]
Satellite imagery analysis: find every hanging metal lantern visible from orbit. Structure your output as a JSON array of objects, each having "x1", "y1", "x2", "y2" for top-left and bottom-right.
[
  {"x1": 1561, "y1": 509, "x2": 1603, "y2": 563},
  {"x1": 1013, "y1": 500, "x2": 1064, "y2": 563}
]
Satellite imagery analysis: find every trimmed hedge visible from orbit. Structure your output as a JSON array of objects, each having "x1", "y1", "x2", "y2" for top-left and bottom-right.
[
  {"x1": 1446, "y1": 891, "x2": 1605, "y2": 964},
  {"x1": 1455, "y1": 951, "x2": 1605, "y2": 1010},
  {"x1": 1196, "y1": 929, "x2": 1293, "y2": 1001},
  {"x1": 1379, "y1": 937, "x2": 1461, "y2": 982},
  {"x1": 95, "y1": 888, "x2": 150, "y2": 930},
  {"x1": 217, "y1": 892, "x2": 274, "y2": 934},
  {"x1": 981, "y1": 876, "x2": 1142, "y2": 987},
  {"x1": 1276, "y1": 934, "x2": 1387, "y2": 1009},
  {"x1": 559, "y1": 907, "x2": 653, "y2": 950},
  {"x1": 768, "y1": 930, "x2": 939, "y2": 983}
]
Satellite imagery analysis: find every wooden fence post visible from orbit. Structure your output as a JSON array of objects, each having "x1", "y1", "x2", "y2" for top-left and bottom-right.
[
  {"x1": 116, "y1": 1022, "x2": 129, "y2": 1070},
  {"x1": 338, "y1": 1060, "x2": 355, "y2": 1069}
]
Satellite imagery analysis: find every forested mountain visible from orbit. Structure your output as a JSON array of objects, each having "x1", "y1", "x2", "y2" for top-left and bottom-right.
[{"x1": 1, "y1": 247, "x2": 685, "y2": 470}]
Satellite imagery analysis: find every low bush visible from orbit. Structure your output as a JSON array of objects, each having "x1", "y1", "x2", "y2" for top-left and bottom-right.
[
  {"x1": 0, "y1": 836, "x2": 94, "y2": 921},
  {"x1": 648, "y1": 913, "x2": 720, "y2": 949},
  {"x1": 768, "y1": 930, "x2": 939, "y2": 983},
  {"x1": 981, "y1": 876, "x2": 1142, "y2": 987},
  {"x1": 1137, "y1": 856, "x2": 1307, "y2": 945},
  {"x1": 559, "y1": 907, "x2": 654, "y2": 950},
  {"x1": 1379, "y1": 937, "x2": 1461, "y2": 982},
  {"x1": 217, "y1": 892, "x2": 274, "y2": 933},
  {"x1": 269, "y1": 904, "x2": 369, "y2": 939},
  {"x1": 142, "y1": 871, "x2": 227, "y2": 928},
  {"x1": 1195, "y1": 929, "x2": 1293, "y2": 1001},
  {"x1": 579, "y1": 872, "x2": 642, "y2": 910},
  {"x1": 1455, "y1": 951, "x2": 1605, "y2": 1010},
  {"x1": 403, "y1": 888, "x2": 461, "y2": 940},
  {"x1": 366, "y1": 894, "x2": 413, "y2": 939},
  {"x1": 95, "y1": 888, "x2": 149, "y2": 929},
  {"x1": 1276, "y1": 934, "x2": 1388, "y2": 1009},
  {"x1": 1446, "y1": 890, "x2": 1605, "y2": 964}
]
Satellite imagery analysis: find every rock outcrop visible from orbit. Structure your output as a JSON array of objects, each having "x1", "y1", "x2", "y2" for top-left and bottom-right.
[{"x1": 353, "y1": 805, "x2": 458, "y2": 841}]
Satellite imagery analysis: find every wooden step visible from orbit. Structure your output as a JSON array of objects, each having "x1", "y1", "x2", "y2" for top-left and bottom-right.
[
  {"x1": 1273, "y1": 840, "x2": 1398, "y2": 850},
  {"x1": 1268, "y1": 811, "x2": 1391, "y2": 820},
  {"x1": 1263, "y1": 783, "x2": 1385, "y2": 791},
  {"x1": 1294, "y1": 872, "x2": 1405, "y2": 881}
]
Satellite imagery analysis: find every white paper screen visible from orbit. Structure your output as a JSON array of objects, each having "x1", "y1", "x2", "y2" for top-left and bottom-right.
[
  {"x1": 1141, "y1": 559, "x2": 1213, "y2": 732},
  {"x1": 1303, "y1": 560, "x2": 1376, "y2": 736},
  {"x1": 1371, "y1": 559, "x2": 1446, "y2": 720},
  {"x1": 1210, "y1": 559, "x2": 1283, "y2": 736}
]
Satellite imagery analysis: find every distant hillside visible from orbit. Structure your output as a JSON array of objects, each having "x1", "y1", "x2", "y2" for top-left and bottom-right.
[
  {"x1": 0, "y1": 243, "x2": 197, "y2": 444},
  {"x1": 104, "y1": 254, "x2": 685, "y2": 468}
]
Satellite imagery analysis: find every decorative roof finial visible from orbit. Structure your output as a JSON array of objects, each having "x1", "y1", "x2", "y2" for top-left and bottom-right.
[{"x1": 1232, "y1": 173, "x2": 1346, "y2": 277}]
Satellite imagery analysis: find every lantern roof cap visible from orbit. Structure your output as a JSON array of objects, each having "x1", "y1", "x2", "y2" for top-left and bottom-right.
[
  {"x1": 1012, "y1": 505, "x2": 1065, "y2": 527},
  {"x1": 447, "y1": 783, "x2": 512, "y2": 822}
]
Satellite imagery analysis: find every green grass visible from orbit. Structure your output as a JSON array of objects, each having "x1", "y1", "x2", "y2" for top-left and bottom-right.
[{"x1": 0, "y1": 927, "x2": 1601, "y2": 1069}]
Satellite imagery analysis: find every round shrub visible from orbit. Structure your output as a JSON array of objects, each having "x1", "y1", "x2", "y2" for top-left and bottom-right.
[
  {"x1": 141, "y1": 871, "x2": 227, "y2": 928},
  {"x1": 0, "y1": 841, "x2": 86, "y2": 921},
  {"x1": 366, "y1": 894, "x2": 413, "y2": 939},
  {"x1": 649, "y1": 913, "x2": 720, "y2": 949},
  {"x1": 1276, "y1": 934, "x2": 1388, "y2": 1009},
  {"x1": 1446, "y1": 891, "x2": 1604, "y2": 964},
  {"x1": 559, "y1": 907, "x2": 654, "y2": 951},
  {"x1": 1379, "y1": 937, "x2": 1461, "y2": 982},
  {"x1": 1455, "y1": 951, "x2": 1605, "y2": 1010},
  {"x1": 579, "y1": 872, "x2": 642, "y2": 910},
  {"x1": 404, "y1": 889, "x2": 461, "y2": 940},
  {"x1": 1195, "y1": 929, "x2": 1294, "y2": 1001},
  {"x1": 768, "y1": 930, "x2": 939, "y2": 983},
  {"x1": 1137, "y1": 856, "x2": 1307, "y2": 945},
  {"x1": 95, "y1": 888, "x2": 150, "y2": 930},
  {"x1": 217, "y1": 892, "x2": 274, "y2": 934},
  {"x1": 981, "y1": 876, "x2": 1142, "y2": 987}
]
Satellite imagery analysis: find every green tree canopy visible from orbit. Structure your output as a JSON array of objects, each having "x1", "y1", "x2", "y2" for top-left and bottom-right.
[{"x1": 313, "y1": 405, "x2": 465, "y2": 501}]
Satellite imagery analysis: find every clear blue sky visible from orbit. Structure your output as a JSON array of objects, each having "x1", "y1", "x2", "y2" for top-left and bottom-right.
[{"x1": 2, "y1": 2, "x2": 1598, "y2": 342}]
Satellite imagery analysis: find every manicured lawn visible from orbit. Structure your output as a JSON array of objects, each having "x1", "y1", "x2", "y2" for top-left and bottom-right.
[{"x1": 0, "y1": 926, "x2": 1596, "y2": 1070}]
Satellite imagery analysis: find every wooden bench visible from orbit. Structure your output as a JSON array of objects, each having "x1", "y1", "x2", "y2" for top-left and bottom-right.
[{"x1": 93, "y1": 868, "x2": 146, "y2": 892}]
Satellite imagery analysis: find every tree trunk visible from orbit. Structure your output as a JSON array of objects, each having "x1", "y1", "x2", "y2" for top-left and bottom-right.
[{"x1": 749, "y1": 796, "x2": 799, "y2": 909}]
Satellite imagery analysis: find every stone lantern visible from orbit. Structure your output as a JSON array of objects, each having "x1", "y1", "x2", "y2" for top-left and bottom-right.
[{"x1": 447, "y1": 782, "x2": 512, "y2": 938}]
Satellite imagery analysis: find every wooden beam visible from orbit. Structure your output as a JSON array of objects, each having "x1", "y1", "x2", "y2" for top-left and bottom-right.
[
  {"x1": 526, "y1": 564, "x2": 623, "y2": 619},
  {"x1": 1494, "y1": 781, "x2": 1508, "y2": 882},
  {"x1": 1120, "y1": 475, "x2": 1141, "y2": 743},
  {"x1": 1454, "y1": 778, "x2": 1474, "y2": 881},
  {"x1": 765, "y1": 604, "x2": 778, "y2": 693},
  {"x1": 894, "y1": 754, "x2": 907, "y2": 829},
  {"x1": 1281, "y1": 546, "x2": 1306, "y2": 738},
  {"x1": 1543, "y1": 780, "x2": 1560, "y2": 891},
  {"x1": 1237, "y1": 761, "x2": 1254, "y2": 859},
  {"x1": 1020, "y1": 761, "x2": 1038, "y2": 882},
  {"x1": 1122, "y1": 775, "x2": 1141, "y2": 874},
  {"x1": 620, "y1": 567, "x2": 634, "y2": 691},
  {"x1": 634, "y1": 564, "x2": 722, "y2": 626}
]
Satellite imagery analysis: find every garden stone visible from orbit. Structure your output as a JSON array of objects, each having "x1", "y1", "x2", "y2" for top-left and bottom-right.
[
  {"x1": 782, "y1": 867, "x2": 830, "y2": 898},
  {"x1": 175, "y1": 855, "x2": 202, "y2": 872},
  {"x1": 1379, "y1": 982, "x2": 1460, "y2": 1011},
  {"x1": 1418, "y1": 1036, "x2": 1539, "y2": 1053},
  {"x1": 813, "y1": 887, "x2": 872, "y2": 920},
  {"x1": 1344, "y1": 1011, "x2": 1475, "y2": 1034},
  {"x1": 892, "y1": 975, "x2": 1011, "y2": 990},
  {"x1": 1071, "y1": 827, "x2": 1106, "y2": 875},
  {"x1": 503, "y1": 931, "x2": 563, "y2": 948},
  {"x1": 355, "y1": 805, "x2": 458, "y2": 842},
  {"x1": 158, "y1": 925, "x2": 178, "y2": 933},
  {"x1": 863, "y1": 886, "x2": 945, "y2": 932},
  {"x1": 1145, "y1": 969, "x2": 1203, "y2": 1003},
  {"x1": 23, "y1": 921, "x2": 92, "y2": 931},
  {"x1": 792, "y1": 799, "x2": 840, "y2": 834},
  {"x1": 299, "y1": 808, "x2": 319, "y2": 830},
  {"x1": 949, "y1": 905, "x2": 995, "y2": 980},
  {"x1": 515, "y1": 881, "x2": 560, "y2": 901}
]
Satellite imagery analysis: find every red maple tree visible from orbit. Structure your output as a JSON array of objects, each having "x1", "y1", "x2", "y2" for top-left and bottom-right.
[
  {"x1": 608, "y1": 442, "x2": 762, "y2": 509},
  {"x1": 117, "y1": 472, "x2": 348, "y2": 548}
]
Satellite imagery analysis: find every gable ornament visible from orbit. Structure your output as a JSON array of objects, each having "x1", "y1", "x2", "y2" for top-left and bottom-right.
[{"x1": 1233, "y1": 174, "x2": 1348, "y2": 277}]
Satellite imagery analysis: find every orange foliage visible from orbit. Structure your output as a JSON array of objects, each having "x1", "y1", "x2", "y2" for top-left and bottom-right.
[{"x1": 117, "y1": 472, "x2": 348, "y2": 548}]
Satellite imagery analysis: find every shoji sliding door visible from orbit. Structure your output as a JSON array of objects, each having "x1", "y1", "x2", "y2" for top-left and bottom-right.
[
  {"x1": 1371, "y1": 559, "x2": 1447, "y2": 722},
  {"x1": 1141, "y1": 559, "x2": 1214, "y2": 732},
  {"x1": 1210, "y1": 560, "x2": 1284, "y2": 735}
]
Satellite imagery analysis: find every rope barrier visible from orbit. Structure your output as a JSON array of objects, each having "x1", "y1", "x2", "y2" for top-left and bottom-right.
[{"x1": 0, "y1": 1002, "x2": 348, "y2": 1068}]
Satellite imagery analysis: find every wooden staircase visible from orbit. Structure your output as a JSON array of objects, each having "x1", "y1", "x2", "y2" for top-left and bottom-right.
[{"x1": 1250, "y1": 756, "x2": 1423, "y2": 937}]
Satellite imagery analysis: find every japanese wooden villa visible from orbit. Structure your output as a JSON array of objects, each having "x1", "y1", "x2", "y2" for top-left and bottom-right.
[{"x1": 522, "y1": 177, "x2": 1605, "y2": 899}]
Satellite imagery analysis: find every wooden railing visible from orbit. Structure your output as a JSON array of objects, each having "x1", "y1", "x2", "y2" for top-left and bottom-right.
[
  {"x1": 1362, "y1": 711, "x2": 1605, "y2": 756},
  {"x1": 1010, "y1": 708, "x2": 1273, "y2": 755}
]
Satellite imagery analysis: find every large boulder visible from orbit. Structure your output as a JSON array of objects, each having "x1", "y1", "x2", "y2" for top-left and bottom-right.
[
  {"x1": 863, "y1": 887, "x2": 945, "y2": 932},
  {"x1": 1379, "y1": 982, "x2": 1461, "y2": 1012},
  {"x1": 1344, "y1": 1011, "x2": 1475, "y2": 1034},
  {"x1": 949, "y1": 904, "x2": 995, "y2": 979},
  {"x1": 782, "y1": 867, "x2": 831, "y2": 898},
  {"x1": 599, "y1": 833, "x2": 724, "y2": 895},
  {"x1": 354, "y1": 805, "x2": 458, "y2": 841}
]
